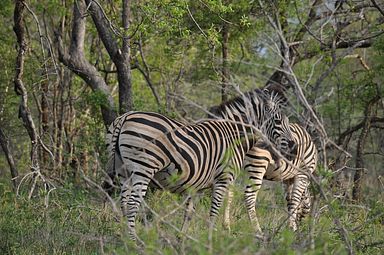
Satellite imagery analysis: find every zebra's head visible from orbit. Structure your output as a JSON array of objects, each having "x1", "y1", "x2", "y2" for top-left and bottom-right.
[
  {"x1": 208, "y1": 88, "x2": 295, "y2": 156},
  {"x1": 261, "y1": 91, "x2": 295, "y2": 156}
]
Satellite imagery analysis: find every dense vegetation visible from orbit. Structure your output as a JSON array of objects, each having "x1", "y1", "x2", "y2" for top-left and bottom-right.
[{"x1": 0, "y1": 0, "x2": 383, "y2": 254}]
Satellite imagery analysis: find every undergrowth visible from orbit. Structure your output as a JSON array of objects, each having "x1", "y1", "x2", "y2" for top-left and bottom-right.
[{"x1": 0, "y1": 179, "x2": 383, "y2": 254}]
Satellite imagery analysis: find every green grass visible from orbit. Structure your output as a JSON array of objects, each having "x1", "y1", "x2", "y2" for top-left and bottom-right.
[{"x1": 0, "y1": 179, "x2": 383, "y2": 254}]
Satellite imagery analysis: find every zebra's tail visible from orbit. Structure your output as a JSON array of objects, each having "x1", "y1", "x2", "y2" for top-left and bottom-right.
[{"x1": 102, "y1": 114, "x2": 126, "y2": 195}]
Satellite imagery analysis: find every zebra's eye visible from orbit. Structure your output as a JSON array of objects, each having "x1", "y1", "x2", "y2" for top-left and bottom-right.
[{"x1": 275, "y1": 119, "x2": 281, "y2": 125}]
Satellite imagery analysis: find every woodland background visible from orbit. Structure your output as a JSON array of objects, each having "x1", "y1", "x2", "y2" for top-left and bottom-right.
[{"x1": 0, "y1": 0, "x2": 383, "y2": 254}]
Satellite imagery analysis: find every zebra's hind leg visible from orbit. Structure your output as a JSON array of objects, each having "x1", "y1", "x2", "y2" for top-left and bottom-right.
[
  {"x1": 179, "y1": 195, "x2": 194, "y2": 252},
  {"x1": 181, "y1": 195, "x2": 194, "y2": 234},
  {"x1": 223, "y1": 187, "x2": 234, "y2": 231},
  {"x1": 286, "y1": 175, "x2": 310, "y2": 231},
  {"x1": 297, "y1": 187, "x2": 311, "y2": 222},
  {"x1": 121, "y1": 170, "x2": 154, "y2": 245}
]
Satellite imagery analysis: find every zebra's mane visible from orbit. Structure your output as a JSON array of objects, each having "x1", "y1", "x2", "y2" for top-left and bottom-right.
[{"x1": 209, "y1": 88, "x2": 287, "y2": 117}]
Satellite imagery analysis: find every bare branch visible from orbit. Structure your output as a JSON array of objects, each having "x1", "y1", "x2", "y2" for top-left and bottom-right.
[
  {"x1": 312, "y1": 38, "x2": 370, "y2": 94},
  {"x1": 343, "y1": 54, "x2": 370, "y2": 70},
  {"x1": 338, "y1": 117, "x2": 384, "y2": 145},
  {"x1": 371, "y1": 0, "x2": 384, "y2": 17},
  {"x1": 84, "y1": 0, "x2": 120, "y2": 59},
  {"x1": 133, "y1": 35, "x2": 161, "y2": 106},
  {"x1": 13, "y1": 0, "x2": 41, "y2": 173},
  {"x1": 186, "y1": 4, "x2": 208, "y2": 41},
  {"x1": 0, "y1": 127, "x2": 19, "y2": 190},
  {"x1": 352, "y1": 95, "x2": 381, "y2": 201}
]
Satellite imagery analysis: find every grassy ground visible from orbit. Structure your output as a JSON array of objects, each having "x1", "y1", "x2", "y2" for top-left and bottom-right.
[{"x1": 0, "y1": 178, "x2": 383, "y2": 255}]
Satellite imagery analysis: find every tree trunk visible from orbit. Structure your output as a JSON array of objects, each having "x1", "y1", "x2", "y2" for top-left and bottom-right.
[
  {"x1": 13, "y1": 0, "x2": 41, "y2": 173},
  {"x1": 41, "y1": 80, "x2": 49, "y2": 165},
  {"x1": 352, "y1": 96, "x2": 380, "y2": 201},
  {"x1": 117, "y1": 0, "x2": 133, "y2": 114},
  {"x1": 221, "y1": 22, "x2": 229, "y2": 102},
  {"x1": 0, "y1": 127, "x2": 19, "y2": 191},
  {"x1": 56, "y1": 1, "x2": 117, "y2": 127},
  {"x1": 84, "y1": 0, "x2": 133, "y2": 115}
]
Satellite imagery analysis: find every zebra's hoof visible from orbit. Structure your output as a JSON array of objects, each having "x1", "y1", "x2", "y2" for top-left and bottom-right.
[
  {"x1": 223, "y1": 223, "x2": 231, "y2": 231},
  {"x1": 255, "y1": 232, "x2": 267, "y2": 242}
]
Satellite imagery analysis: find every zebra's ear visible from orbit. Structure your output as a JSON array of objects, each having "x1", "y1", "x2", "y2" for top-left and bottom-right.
[{"x1": 260, "y1": 88, "x2": 272, "y2": 102}]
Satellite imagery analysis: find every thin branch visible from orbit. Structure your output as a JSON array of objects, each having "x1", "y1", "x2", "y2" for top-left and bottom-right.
[
  {"x1": 132, "y1": 35, "x2": 161, "y2": 106},
  {"x1": 371, "y1": 0, "x2": 384, "y2": 17},
  {"x1": 0, "y1": 127, "x2": 19, "y2": 190},
  {"x1": 186, "y1": 4, "x2": 208, "y2": 40},
  {"x1": 338, "y1": 117, "x2": 384, "y2": 145},
  {"x1": 84, "y1": 0, "x2": 119, "y2": 60},
  {"x1": 312, "y1": 38, "x2": 370, "y2": 96},
  {"x1": 344, "y1": 54, "x2": 370, "y2": 70},
  {"x1": 135, "y1": 64, "x2": 161, "y2": 106}
]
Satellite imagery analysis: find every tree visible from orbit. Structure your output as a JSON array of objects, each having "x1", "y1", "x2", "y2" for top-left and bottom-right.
[
  {"x1": 13, "y1": 0, "x2": 41, "y2": 176},
  {"x1": 56, "y1": 1, "x2": 118, "y2": 127}
]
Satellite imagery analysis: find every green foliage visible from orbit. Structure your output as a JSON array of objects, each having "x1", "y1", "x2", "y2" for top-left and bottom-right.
[
  {"x1": 85, "y1": 89, "x2": 111, "y2": 110},
  {"x1": 0, "y1": 182, "x2": 120, "y2": 254},
  {"x1": 317, "y1": 164, "x2": 334, "y2": 184},
  {"x1": 1, "y1": 0, "x2": 384, "y2": 254},
  {"x1": 132, "y1": 71, "x2": 161, "y2": 112},
  {"x1": 1, "y1": 178, "x2": 383, "y2": 254}
]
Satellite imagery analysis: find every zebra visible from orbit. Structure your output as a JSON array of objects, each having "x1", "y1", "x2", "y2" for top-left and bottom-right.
[
  {"x1": 223, "y1": 122, "x2": 317, "y2": 234},
  {"x1": 103, "y1": 89, "x2": 295, "y2": 241}
]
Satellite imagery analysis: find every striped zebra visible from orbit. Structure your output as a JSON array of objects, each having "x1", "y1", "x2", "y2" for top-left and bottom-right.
[
  {"x1": 223, "y1": 122, "x2": 317, "y2": 234},
  {"x1": 103, "y1": 89, "x2": 295, "y2": 241}
]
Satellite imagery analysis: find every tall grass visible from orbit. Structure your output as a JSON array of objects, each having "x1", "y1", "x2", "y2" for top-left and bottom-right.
[{"x1": 0, "y1": 178, "x2": 383, "y2": 254}]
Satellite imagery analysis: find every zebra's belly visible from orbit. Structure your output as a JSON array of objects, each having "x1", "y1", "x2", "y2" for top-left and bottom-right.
[
  {"x1": 152, "y1": 163, "x2": 216, "y2": 193},
  {"x1": 152, "y1": 163, "x2": 184, "y2": 191}
]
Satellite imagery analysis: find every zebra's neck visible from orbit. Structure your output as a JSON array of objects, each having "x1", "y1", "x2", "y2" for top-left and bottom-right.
[{"x1": 216, "y1": 91, "x2": 265, "y2": 129}]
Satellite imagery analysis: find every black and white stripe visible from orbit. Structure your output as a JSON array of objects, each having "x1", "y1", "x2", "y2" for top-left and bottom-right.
[
  {"x1": 241, "y1": 123, "x2": 317, "y2": 233},
  {"x1": 103, "y1": 89, "x2": 294, "y2": 240}
]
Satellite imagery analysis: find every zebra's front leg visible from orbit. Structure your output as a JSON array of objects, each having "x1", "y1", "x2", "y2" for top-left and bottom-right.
[
  {"x1": 210, "y1": 172, "x2": 234, "y2": 231},
  {"x1": 121, "y1": 171, "x2": 154, "y2": 244},
  {"x1": 223, "y1": 187, "x2": 234, "y2": 231},
  {"x1": 244, "y1": 148, "x2": 269, "y2": 235},
  {"x1": 287, "y1": 175, "x2": 309, "y2": 231},
  {"x1": 299, "y1": 187, "x2": 312, "y2": 220},
  {"x1": 244, "y1": 174, "x2": 265, "y2": 235},
  {"x1": 179, "y1": 194, "x2": 195, "y2": 252}
]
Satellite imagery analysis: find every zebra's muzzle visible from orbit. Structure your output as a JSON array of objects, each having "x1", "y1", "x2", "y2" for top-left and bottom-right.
[{"x1": 279, "y1": 140, "x2": 296, "y2": 161}]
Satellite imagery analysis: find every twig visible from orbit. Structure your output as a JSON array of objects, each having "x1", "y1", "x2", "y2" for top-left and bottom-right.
[
  {"x1": 186, "y1": 4, "x2": 208, "y2": 40},
  {"x1": 81, "y1": 174, "x2": 120, "y2": 214},
  {"x1": 86, "y1": 0, "x2": 122, "y2": 37},
  {"x1": 344, "y1": 54, "x2": 370, "y2": 70},
  {"x1": 23, "y1": 2, "x2": 49, "y2": 82},
  {"x1": 371, "y1": 0, "x2": 384, "y2": 17},
  {"x1": 140, "y1": 198, "x2": 209, "y2": 248}
]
